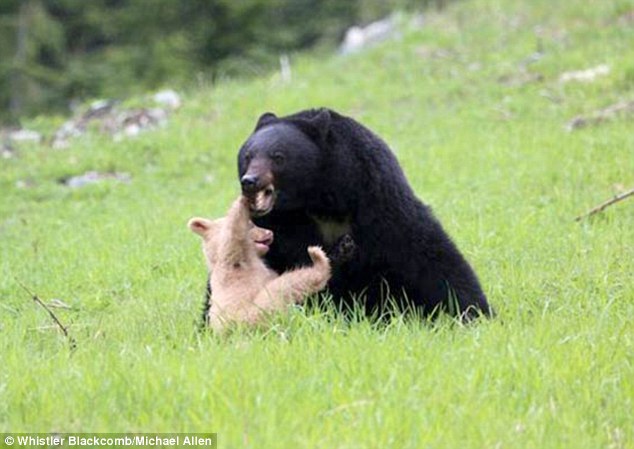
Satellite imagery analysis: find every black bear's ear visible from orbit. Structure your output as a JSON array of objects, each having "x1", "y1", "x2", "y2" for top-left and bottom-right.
[
  {"x1": 310, "y1": 108, "x2": 331, "y2": 133},
  {"x1": 301, "y1": 108, "x2": 331, "y2": 145},
  {"x1": 254, "y1": 112, "x2": 277, "y2": 131}
]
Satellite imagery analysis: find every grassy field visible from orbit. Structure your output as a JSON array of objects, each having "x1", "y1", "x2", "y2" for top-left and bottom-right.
[{"x1": 1, "y1": 0, "x2": 633, "y2": 447}]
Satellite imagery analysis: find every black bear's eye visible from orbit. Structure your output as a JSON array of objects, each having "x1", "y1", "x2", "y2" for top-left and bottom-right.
[
  {"x1": 244, "y1": 152, "x2": 252, "y2": 163},
  {"x1": 271, "y1": 152, "x2": 285, "y2": 164}
]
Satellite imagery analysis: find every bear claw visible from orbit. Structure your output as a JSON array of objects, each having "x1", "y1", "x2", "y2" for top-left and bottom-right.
[{"x1": 330, "y1": 234, "x2": 356, "y2": 264}]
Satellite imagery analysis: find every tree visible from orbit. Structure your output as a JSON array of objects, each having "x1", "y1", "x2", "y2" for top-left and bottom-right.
[{"x1": 0, "y1": 0, "x2": 453, "y2": 123}]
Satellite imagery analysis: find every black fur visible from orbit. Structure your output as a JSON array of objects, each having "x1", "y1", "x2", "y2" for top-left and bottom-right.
[
  {"x1": 237, "y1": 108, "x2": 492, "y2": 320},
  {"x1": 330, "y1": 234, "x2": 356, "y2": 267}
]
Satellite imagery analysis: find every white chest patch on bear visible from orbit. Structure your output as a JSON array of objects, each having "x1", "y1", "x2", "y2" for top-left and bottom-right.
[{"x1": 311, "y1": 215, "x2": 352, "y2": 246}]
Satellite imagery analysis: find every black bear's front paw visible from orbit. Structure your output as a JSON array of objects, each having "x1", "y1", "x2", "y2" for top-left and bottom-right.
[{"x1": 330, "y1": 234, "x2": 356, "y2": 265}]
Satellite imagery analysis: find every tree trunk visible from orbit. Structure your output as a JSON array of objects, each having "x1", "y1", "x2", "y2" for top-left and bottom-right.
[{"x1": 10, "y1": 0, "x2": 29, "y2": 117}]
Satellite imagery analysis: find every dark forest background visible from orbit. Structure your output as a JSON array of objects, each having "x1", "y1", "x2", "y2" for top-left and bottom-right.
[{"x1": 0, "y1": 0, "x2": 452, "y2": 123}]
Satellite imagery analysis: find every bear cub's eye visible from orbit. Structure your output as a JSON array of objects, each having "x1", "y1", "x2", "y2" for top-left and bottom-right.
[{"x1": 271, "y1": 151, "x2": 285, "y2": 164}]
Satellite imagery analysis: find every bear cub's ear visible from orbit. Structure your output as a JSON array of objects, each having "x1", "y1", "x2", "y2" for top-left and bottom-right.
[
  {"x1": 188, "y1": 217, "x2": 213, "y2": 237},
  {"x1": 254, "y1": 112, "x2": 277, "y2": 131}
]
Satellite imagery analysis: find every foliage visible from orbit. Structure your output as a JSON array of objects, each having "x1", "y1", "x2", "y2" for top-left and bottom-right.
[{"x1": 0, "y1": 0, "x2": 445, "y2": 123}]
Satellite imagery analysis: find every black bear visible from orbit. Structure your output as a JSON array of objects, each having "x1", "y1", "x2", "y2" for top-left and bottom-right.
[{"x1": 236, "y1": 107, "x2": 492, "y2": 320}]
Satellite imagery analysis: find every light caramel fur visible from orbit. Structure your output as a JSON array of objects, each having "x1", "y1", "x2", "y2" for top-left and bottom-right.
[{"x1": 189, "y1": 197, "x2": 331, "y2": 332}]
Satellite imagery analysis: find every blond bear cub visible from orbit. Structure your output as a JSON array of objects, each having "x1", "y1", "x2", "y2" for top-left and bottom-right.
[{"x1": 188, "y1": 196, "x2": 331, "y2": 332}]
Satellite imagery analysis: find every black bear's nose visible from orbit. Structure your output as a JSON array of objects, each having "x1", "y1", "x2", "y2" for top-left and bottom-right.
[{"x1": 240, "y1": 174, "x2": 259, "y2": 192}]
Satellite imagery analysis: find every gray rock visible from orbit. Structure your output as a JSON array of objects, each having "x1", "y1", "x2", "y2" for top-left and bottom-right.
[
  {"x1": 339, "y1": 13, "x2": 421, "y2": 55},
  {"x1": 340, "y1": 17, "x2": 397, "y2": 54},
  {"x1": 9, "y1": 129, "x2": 42, "y2": 143},
  {"x1": 153, "y1": 89, "x2": 182, "y2": 110},
  {"x1": 63, "y1": 171, "x2": 131, "y2": 188}
]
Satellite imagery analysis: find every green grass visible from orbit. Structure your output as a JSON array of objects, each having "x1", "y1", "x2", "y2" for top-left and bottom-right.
[{"x1": 1, "y1": 0, "x2": 633, "y2": 447}]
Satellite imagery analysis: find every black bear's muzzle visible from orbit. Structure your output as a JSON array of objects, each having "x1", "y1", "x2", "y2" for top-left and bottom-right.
[{"x1": 240, "y1": 174, "x2": 259, "y2": 193}]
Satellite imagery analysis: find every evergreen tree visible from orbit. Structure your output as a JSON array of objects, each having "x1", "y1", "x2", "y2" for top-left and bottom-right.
[{"x1": 0, "y1": 0, "x2": 449, "y2": 123}]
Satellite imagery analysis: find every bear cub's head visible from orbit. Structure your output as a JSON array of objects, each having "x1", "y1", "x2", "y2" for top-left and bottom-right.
[
  {"x1": 188, "y1": 216, "x2": 273, "y2": 270},
  {"x1": 237, "y1": 109, "x2": 331, "y2": 217}
]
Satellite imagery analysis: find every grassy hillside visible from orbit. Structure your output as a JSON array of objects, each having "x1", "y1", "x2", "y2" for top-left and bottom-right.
[{"x1": 1, "y1": 0, "x2": 633, "y2": 447}]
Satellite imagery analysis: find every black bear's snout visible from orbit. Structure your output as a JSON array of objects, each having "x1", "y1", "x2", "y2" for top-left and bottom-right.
[{"x1": 240, "y1": 174, "x2": 259, "y2": 192}]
